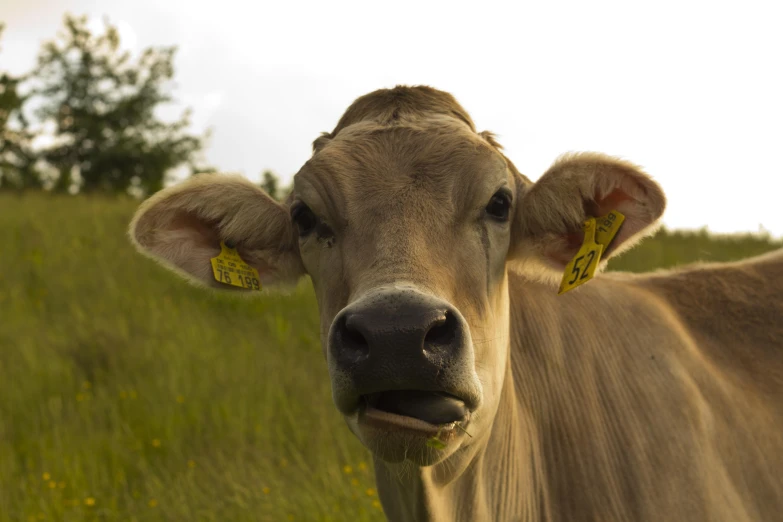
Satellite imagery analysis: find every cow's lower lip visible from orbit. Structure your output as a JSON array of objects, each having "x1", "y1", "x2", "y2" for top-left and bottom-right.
[
  {"x1": 361, "y1": 390, "x2": 469, "y2": 426},
  {"x1": 360, "y1": 405, "x2": 460, "y2": 435}
]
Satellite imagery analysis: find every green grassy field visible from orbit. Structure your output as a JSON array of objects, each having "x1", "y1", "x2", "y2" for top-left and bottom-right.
[{"x1": 1, "y1": 193, "x2": 781, "y2": 522}]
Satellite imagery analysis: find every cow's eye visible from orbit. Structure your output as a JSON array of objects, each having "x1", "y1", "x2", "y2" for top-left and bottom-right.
[
  {"x1": 485, "y1": 190, "x2": 511, "y2": 222},
  {"x1": 291, "y1": 203, "x2": 317, "y2": 236}
]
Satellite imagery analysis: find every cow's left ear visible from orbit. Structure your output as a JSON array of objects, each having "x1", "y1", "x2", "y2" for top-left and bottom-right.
[
  {"x1": 510, "y1": 152, "x2": 666, "y2": 278},
  {"x1": 129, "y1": 173, "x2": 305, "y2": 291}
]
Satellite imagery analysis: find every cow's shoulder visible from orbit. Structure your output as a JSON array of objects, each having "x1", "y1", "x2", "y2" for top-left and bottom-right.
[
  {"x1": 637, "y1": 248, "x2": 783, "y2": 331},
  {"x1": 635, "y1": 248, "x2": 783, "y2": 397}
]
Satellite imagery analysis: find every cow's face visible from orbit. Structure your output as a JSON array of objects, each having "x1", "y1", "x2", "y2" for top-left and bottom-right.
[
  {"x1": 129, "y1": 87, "x2": 665, "y2": 467},
  {"x1": 291, "y1": 118, "x2": 516, "y2": 464}
]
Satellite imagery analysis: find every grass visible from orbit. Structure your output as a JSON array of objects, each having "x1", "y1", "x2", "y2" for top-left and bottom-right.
[{"x1": 0, "y1": 192, "x2": 780, "y2": 522}]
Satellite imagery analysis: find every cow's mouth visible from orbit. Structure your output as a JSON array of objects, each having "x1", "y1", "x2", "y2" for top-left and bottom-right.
[{"x1": 362, "y1": 390, "x2": 468, "y2": 426}]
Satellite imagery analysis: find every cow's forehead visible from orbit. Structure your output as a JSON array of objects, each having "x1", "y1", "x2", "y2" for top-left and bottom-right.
[{"x1": 293, "y1": 117, "x2": 511, "y2": 221}]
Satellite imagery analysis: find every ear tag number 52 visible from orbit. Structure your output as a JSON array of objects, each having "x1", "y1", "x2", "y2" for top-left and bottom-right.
[
  {"x1": 558, "y1": 210, "x2": 625, "y2": 295},
  {"x1": 210, "y1": 241, "x2": 262, "y2": 291}
]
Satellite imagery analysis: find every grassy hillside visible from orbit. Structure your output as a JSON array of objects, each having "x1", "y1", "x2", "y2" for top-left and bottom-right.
[{"x1": 1, "y1": 193, "x2": 780, "y2": 522}]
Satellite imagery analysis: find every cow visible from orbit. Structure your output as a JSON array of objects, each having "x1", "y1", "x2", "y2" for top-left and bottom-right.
[{"x1": 128, "y1": 85, "x2": 783, "y2": 522}]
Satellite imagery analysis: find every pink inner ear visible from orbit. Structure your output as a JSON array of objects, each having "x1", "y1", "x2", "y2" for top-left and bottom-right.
[
  {"x1": 550, "y1": 189, "x2": 640, "y2": 267},
  {"x1": 599, "y1": 189, "x2": 635, "y2": 214},
  {"x1": 585, "y1": 188, "x2": 635, "y2": 218},
  {"x1": 168, "y1": 211, "x2": 221, "y2": 251},
  {"x1": 589, "y1": 186, "x2": 652, "y2": 257},
  {"x1": 168, "y1": 210, "x2": 279, "y2": 282}
]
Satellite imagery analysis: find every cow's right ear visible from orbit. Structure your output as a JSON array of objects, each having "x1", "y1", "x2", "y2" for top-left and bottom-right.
[
  {"x1": 509, "y1": 152, "x2": 666, "y2": 284},
  {"x1": 129, "y1": 173, "x2": 305, "y2": 291}
]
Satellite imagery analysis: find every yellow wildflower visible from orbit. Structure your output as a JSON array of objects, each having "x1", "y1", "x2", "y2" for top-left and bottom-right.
[
  {"x1": 366, "y1": 488, "x2": 376, "y2": 497},
  {"x1": 373, "y1": 500, "x2": 382, "y2": 509},
  {"x1": 342, "y1": 465, "x2": 353, "y2": 474},
  {"x1": 148, "y1": 499, "x2": 158, "y2": 508},
  {"x1": 187, "y1": 460, "x2": 196, "y2": 469},
  {"x1": 48, "y1": 481, "x2": 56, "y2": 489},
  {"x1": 358, "y1": 461, "x2": 367, "y2": 471},
  {"x1": 84, "y1": 497, "x2": 95, "y2": 506},
  {"x1": 262, "y1": 486, "x2": 271, "y2": 495},
  {"x1": 42, "y1": 472, "x2": 51, "y2": 481},
  {"x1": 151, "y1": 439, "x2": 161, "y2": 448},
  {"x1": 176, "y1": 395, "x2": 185, "y2": 404}
]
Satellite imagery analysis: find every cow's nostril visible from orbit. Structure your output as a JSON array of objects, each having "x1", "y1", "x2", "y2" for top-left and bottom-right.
[
  {"x1": 330, "y1": 294, "x2": 467, "y2": 376},
  {"x1": 340, "y1": 315, "x2": 370, "y2": 357},
  {"x1": 424, "y1": 311, "x2": 457, "y2": 346}
]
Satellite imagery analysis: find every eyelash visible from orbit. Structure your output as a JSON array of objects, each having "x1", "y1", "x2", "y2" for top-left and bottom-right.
[
  {"x1": 291, "y1": 191, "x2": 510, "y2": 243},
  {"x1": 485, "y1": 190, "x2": 512, "y2": 222},
  {"x1": 291, "y1": 203, "x2": 318, "y2": 236},
  {"x1": 291, "y1": 203, "x2": 336, "y2": 247}
]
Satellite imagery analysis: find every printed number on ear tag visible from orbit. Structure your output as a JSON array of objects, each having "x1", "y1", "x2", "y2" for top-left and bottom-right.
[
  {"x1": 210, "y1": 241, "x2": 262, "y2": 290},
  {"x1": 558, "y1": 210, "x2": 625, "y2": 295},
  {"x1": 558, "y1": 219, "x2": 603, "y2": 295},
  {"x1": 595, "y1": 210, "x2": 626, "y2": 248}
]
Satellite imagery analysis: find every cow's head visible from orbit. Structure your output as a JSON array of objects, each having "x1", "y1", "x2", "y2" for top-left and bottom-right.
[{"x1": 130, "y1": 86, "x2": 665, "y2": 466}]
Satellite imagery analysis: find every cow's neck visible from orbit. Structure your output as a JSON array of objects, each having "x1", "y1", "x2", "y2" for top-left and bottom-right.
[
  {"x1": 372, "y1": 285, "x2": 544, "y2": 522},
  {"x1": 371, "y1": 274, "x2": 635, "y2": 521},
  {"x1": 375, "y1": 266, "x2": 783, "y2": 521}
]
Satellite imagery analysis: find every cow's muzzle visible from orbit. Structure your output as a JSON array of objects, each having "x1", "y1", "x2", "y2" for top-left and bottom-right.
[{"x1": 327, "y1": 286, "x2": 482, "y2": 425}]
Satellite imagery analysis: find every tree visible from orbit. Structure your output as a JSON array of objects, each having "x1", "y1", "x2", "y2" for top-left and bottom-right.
[
  {"x1": 259, "y1": 170, "x2": 293, "y2": 201},
  {"x1": 260, "y1": 170, "x2": 280, "y2": 200},
  {"x1": 23, "y1": 14, "x2": 208, "y2": 195},
  {"x1": 0, "y1": 23, "x2": 38, "y2": 190}
]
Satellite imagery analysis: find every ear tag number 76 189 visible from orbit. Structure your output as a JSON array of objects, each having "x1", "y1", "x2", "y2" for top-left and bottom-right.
[
  {"x1": 210, "y1": 241, "x2": 262, "y2": 291},
  {"x1": 558, "y1": 210, "x2": 625, "y2": 295}
]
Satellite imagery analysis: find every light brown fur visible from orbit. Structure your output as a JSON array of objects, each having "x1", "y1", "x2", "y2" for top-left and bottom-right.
[
  {"x1": 129, "y1": 172, "x2": 304, "y2": 290},
  {"x1": 129, "y1": 85, "x2": 783, "y2": 522}
]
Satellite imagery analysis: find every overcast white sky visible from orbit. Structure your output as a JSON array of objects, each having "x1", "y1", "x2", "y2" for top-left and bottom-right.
[{"x1": 3, "y1": 0, "x2": 782, "y2": 235}]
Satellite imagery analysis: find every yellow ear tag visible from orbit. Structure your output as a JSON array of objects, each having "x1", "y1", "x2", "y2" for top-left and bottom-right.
[
  {"x1": 558, "y1": 218, "x2": 603, "y2": 295},
  {"x1": 594, "y1": 210, "x2": 626, "y2": 248},
  {"x1": 558, "y1": 210, "x2": 625, "y2": 295},
  {"x1": 210, "y1": 241, "x2": 262, "y2": 290}
]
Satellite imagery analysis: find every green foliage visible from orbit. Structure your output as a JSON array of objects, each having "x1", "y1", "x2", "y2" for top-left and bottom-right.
[
  {"x1": 260, "y1": 170, "x2": 293, "y2": 202},
  {"x1": 0, "y1": 193, "x2": 382, "y2": 521},
  {"x1": 606, "y1": 225, "x2": 783, "y2": 272},
  {"x1": 261, "y1": 170, "x2": 281, "y2": 201},
  {"x1": 0, "y1": 25, "x2": 37, "y2": 191},
  {"x1": 0, "y1": 14, "x2": 209, "y2": 195},
  {"x1": 0, "y1": 193, "x2": 780, "y2": 521}
]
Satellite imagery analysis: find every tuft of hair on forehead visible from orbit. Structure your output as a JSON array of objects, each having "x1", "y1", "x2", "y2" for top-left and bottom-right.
[
  {"x1": 307, "y1": 84, "x2": 534, "y2": 189},
  {"x1": 313, "y1": 85, "x2": 476, "y2": 152},
  {"x1": 478, "y1": 130, "x2": 504, "y2": 151}
]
